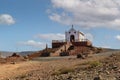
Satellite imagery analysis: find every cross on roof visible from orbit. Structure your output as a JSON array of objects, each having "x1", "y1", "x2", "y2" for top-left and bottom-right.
[{"x1": 72, "y1": 25, "x2": 73, "y2": 29}]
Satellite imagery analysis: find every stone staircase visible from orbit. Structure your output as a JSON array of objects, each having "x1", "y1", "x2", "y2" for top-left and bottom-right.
[{"x1": 51, "y1": 42, "x2": 71, "y2": 56}]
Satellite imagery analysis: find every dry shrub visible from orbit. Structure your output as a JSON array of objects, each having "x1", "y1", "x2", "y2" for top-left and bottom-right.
[
  {"x1": 89, "y1": 61, "x2": 102, "y2": 68},
  {"x1": 52, "y1": 67, "x2": 75, "y2": 75}
]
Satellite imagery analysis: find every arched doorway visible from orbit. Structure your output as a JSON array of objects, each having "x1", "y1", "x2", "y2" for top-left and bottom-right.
[{"x1": 70, "y1": 35, "x2": 75, "y2": 42}]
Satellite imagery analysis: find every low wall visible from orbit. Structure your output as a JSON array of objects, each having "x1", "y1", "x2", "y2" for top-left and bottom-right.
[
  {"x1": 72, "y1": 41, "x2": 92, "y2": 47},
  {"x1": 52, "y1": 41, "x2": 92, "y2": 48},
  {"x1": 52, "y1": 42, "x2": 66, "y2": 48}
]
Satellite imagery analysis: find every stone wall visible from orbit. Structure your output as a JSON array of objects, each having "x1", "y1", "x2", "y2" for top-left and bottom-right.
[
  {"x1": 52, "y1": 41, "x2": 92, "y2": 48},
  {"x1": 72, "y1": 41, "x2": 92, "y2": 47},
  {"x1": 52, "y1": 42, "x2": 67, "y2": 48}
]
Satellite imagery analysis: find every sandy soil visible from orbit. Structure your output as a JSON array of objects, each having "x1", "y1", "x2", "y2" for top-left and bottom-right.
[
  {"x1": 0, "y1": 50, "x2": 120, "y2": 80},
  {"x1": 0, "y1": 61, "x2": 41, "y2": 79}
]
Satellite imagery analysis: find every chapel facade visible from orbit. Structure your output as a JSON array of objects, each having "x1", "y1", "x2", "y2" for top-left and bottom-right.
[
  {"x1": 52, "y1": 25, "x2": 92, "y2": 48},
  {"x1": 65, "y1": 25, "x2": 85, "y2": 42}
]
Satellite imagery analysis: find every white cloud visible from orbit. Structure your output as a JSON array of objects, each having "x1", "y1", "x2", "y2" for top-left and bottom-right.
[
  {"x1": 35, "y1": 33, "x2": 65, "y2": 40},
  {"x1": 18, "y1": 33, "x2": 65, "y2": 49},
  {"x1": 49, "y1": 0, "x2": 120, "y2": 29},
  {"x1": 18, "y1": 40, "x2": 46, "y2": 48},
  {"x1": 0, "y1": 14, "x2": 15, "y2": 25},
  {"x1": 85, "y1": 33, "x2": 94, "y2": 41},
  {"x1": 115, "y1": 35, "x2": 120, "y2": 40}
]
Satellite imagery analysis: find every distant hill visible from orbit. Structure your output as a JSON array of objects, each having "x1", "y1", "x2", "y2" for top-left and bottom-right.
[
  {"x1": 18, "y1": 51, "x2": 36, "y2": 56},
  {"x1": 0, "y1": 51, "x2": 14, "y2": 58},
  {"x1": 0, "y1": 51, "x2": 36, "y2": 58}
]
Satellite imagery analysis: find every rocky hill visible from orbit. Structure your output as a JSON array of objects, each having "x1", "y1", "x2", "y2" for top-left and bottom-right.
[
  {"x1": 0, "y1": 46, "x2": 119, "y2": 80},
  {"x1": 28, "y1": 46, "x2": 114, "y2": 59}
]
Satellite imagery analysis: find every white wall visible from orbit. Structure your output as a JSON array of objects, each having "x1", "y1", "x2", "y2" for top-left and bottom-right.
[{"x1": 65, "y1": 28, "x2": 86, "y2": 42}]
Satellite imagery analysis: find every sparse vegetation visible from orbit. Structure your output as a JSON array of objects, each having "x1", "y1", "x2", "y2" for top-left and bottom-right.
[
  {"x1": 75, "y1": 60, "x2": 102, "y2": 70},
  {"x1": 76, "y1": 61, "x2": 102, "y2": 68},
  {"x1": 68, "y1": 45, "x2": 74, "y2": 50},
  {"x1": 77, "y1": 53, "x2": 84, "y2": 59},
  {"x1": 52, "y1": 67, "x2": 75, "y2": 75},
  {"x1": 11, "y1": 53, "x2": 20, "y2": 57},
  {"x1": 89, "y1": 61, "x2": 102, "y2": 68},
  {"x1": 59, "y1": 51, "x2": 69, "y2": 56},
  {"x1": 0, "y1": 50, "x2": 120, "y2": 80},
  {"x1": 16, "y1": 74, "x2": 27, "y2": 79},
  {"x1": 40, "y1": 52, "x2": 50, "y2": 57}
]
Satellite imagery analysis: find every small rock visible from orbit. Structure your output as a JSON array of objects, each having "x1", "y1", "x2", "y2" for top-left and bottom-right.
[
  {"x1": 118, "y1": 69, "x2": 120, "y2": 72},
  {"x1": 10, "y1": 61, "x2": 16, "y2": 64},
  {"x1": 67, "y1": 76, "x2": 72, "y2": 79},
  {"x1": 105, "y1": 70, "x2": 110, "y2": 75},
  {"x1": 115, "y1": 76, "x2": 120, "y2": 80},
  {"x1": 112, "y1": 66, "x2": 118, "y2": 70},
  {"x1": 93, "y1": 75, "x2": 102, "y2": 80}
]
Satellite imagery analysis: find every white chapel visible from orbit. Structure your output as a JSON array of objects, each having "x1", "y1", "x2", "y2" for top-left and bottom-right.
[{"x1": 65, "y1": 25, "x2": 86, "y2": 42}]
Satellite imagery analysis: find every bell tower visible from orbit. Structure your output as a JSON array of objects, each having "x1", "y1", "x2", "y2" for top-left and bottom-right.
[{"x1": 65, "y1": 25, "x2": 80, "y2": 42}]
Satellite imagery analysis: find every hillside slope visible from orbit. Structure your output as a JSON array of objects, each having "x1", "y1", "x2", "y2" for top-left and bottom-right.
[{"x1": 0, "y1": 50, "x2": 119, "y2": 80}]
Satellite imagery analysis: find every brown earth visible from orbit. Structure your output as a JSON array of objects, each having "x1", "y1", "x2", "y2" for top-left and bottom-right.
[
  {"x1": 28, "y1": 46, "x2": 110, "y2": 59},
  {"x1": 0, "y1": 50, "x2": 120, "y2": 80}
]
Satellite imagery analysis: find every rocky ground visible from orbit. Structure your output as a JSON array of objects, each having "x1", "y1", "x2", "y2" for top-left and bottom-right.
[
  {"x1": 50, "y1": 53, "x2": 120, "y2": 80},
  {"x1": 0, "y1": 51, "x2": 120, "y2": 80}
]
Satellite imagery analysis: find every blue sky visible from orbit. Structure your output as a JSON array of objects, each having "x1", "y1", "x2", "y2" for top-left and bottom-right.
[{"x1": 0, "y1": 0, "x2": 120, "y2": 51}]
